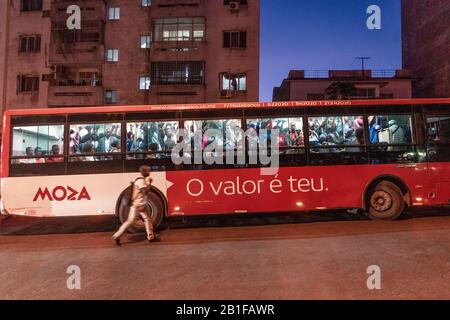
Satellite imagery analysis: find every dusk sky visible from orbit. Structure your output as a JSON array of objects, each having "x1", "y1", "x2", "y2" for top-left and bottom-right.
[{"x1": 260, "y1": 0, "x2": 402, "y2": 101}]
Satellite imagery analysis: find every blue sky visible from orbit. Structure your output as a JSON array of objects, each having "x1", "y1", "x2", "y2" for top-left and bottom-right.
[{"x1": 260, "y1": 0, "x2": 402, "y2": 101}]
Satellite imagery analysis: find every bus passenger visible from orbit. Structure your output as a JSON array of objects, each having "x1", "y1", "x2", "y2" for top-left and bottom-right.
[
  {"x1": 34, "y1": 147, "x2": 46, "y2": 163},
  {"x1": 47, "y1": 145, "x2": 64, "y2": 163},
  {"x1": 19, "y1": 147, "x2": 36, "y2": 164}
]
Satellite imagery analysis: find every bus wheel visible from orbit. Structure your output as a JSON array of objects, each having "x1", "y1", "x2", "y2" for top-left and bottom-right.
[
  {"x1": 366, "y1": 181, "x2": 405, "y2": 221},
  {"x1": 118, "y1": 191, "x2": 165, "y2": 234}
]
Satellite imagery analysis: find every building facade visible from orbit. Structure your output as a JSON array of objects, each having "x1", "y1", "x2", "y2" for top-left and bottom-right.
[
  {"x1": 402, "y1": 0, "x2": 450, "y2": 98},
  {"x1": 273, "y1": 70, "x2": 412, "y2": 102},
  {"x1": 0, "y1": 0, "x2": 260, "y2": 116}
]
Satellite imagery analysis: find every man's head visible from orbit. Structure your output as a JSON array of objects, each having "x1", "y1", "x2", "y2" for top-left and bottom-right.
[
  {"x1": 164, "y1": 124, "x2": 173, "y2": 137},
  {"x1": 34, "y1": 147, "x2": 42, "y2": 156},
  {"x1": 139, "y1": 165, "x2": 151, "y2": 177},
  {"x1": 51, "y1": 145, "x2": 60, "y2": 155},
  {"x1": 105, "y1": 128, "x2": 112, "y2": 138},
  {"x1": 25, "y1": 147, "x2": 33, "y2": 157}
]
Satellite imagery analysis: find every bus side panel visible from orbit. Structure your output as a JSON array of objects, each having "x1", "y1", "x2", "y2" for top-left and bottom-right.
[
  {"x1": 166, "y1": 164, "x2": 431, "y2": 216},
  {"x1": 430, "y1": 162, "x2": 450, "y2": 205},
  {"x1": 0, "y1": 172, "x2": 168, "y2": 217}
]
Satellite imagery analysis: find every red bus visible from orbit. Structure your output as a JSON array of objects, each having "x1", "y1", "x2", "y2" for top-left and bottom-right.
[{"x1": 1, "y1": 98, "x2": 449, "y2": 232}]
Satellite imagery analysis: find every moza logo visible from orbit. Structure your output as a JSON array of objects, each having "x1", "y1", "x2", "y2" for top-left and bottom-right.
[{"x1": 33, "y1": 186, "x2": 91, "y2": 202}]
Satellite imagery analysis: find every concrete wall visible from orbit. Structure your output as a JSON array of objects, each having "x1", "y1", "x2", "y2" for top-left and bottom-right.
[{"x1": 402, "y1": 0, "x2": 450, "y2": 98}]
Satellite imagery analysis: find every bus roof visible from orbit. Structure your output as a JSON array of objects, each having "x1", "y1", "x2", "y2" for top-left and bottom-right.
[{"x1": 4, "y1": 98, "x2": 450, "y2": 117}]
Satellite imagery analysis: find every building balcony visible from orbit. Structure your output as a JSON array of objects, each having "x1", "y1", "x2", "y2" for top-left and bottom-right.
[
  {"x1": 49, "y1": 42, "x2": 104, "y2": 65},
  {"x1": 151, "y1": 0, "x2": 206, "y2": 15},
  {"x1": 51, "y1": 0, "x2": 106, "y2": 22},
  {"x1": 48, "y1": 84, "x2": 103, "y2": 107},
  {"x1": 151, "y1": 41, "x2": 206, "y2": 60}
]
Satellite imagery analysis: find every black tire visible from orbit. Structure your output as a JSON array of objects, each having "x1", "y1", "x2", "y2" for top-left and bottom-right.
[
  {"x1": 117, "y1": 188, "x2": 165, "y2": 234},
  {"x1": 365, "y1": 181, "x2": 405, "y2": 221}
]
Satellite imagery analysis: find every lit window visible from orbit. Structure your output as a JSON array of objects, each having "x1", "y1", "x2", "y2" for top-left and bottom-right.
[
  {"x1": 142, "y1": 0, "x2": 151, "y2": 7},
  {"x1": 153, "y1": 17, "x2": 206, "y2": 42},
  {"x1": 140, "y1": 35, "x2": 152, "y2": 48},
  {"x1": 221, "y1": 73, "x2": 247, "y2": 91},
  {"x1": 139, "y1": 76, "x2": 151, "y2": 90},
  {"x1": 106, "y1": 49, "x2": 119, "y2": 62},
  {"x1": 108, "y1": 7, "x2": 120, "y2": 20}
]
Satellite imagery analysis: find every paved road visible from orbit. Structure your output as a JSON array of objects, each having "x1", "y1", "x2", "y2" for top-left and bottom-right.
[{"x1": 1, "y1": 210, "x2": 450, "y2": 299}]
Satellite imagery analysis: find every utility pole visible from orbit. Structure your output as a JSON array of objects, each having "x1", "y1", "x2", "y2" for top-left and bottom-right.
[{"x1": 356, "y1": 57, "x2": 370, "y2": 77}]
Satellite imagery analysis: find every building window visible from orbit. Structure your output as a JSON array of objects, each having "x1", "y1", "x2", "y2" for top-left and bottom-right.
[
  {"x1": 19, "y1": 35, "x2": 41, "y2": 53},
  {"x1": 223, "y1": 31, "x2": 246, "y2": 48},
  {"x1": 151, "y1": 61, "x2": 204, "y2": 85},
  {"x1": 139, "y1": 76, "x2": 151, "y2": 90},
  {"x1": 21, "y1": 0, "x2": 42, "y2": 12},
  {"x1": 351, "y1": 88, "x2": 376, "y2": 99},
  {"x1": 221, "y1": 73, "x2": 247, "y2": 91},
  {"x1": 142, "y1": 0, "x2": 152, "y2": 7},
  {"x1": 106, "y1": 49, "x2": 119, "y2": 62},
  {"x1": 153, "y1": 17, "x2": 205, "y2": 42},
  {"x1": 140, "y1": 35, "x2": 152, "y2": 48},
  {"x1": 108, "y1": 7, "x2": 120, "y2": 20},
  {"x1": 105, "y1": 90, "x2": 118, "y2": 104},
  {"x1": 17, "y1": 75, "x2": 40, "y2": 93}
]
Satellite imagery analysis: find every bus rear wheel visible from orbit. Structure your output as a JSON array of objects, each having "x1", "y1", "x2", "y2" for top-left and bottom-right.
[
  {"x1": 118, "y1": 190, "x2": 165, "y2": 234},
  {"x1": 366, "y1": 181, "x2": 405, "y2": 221}
]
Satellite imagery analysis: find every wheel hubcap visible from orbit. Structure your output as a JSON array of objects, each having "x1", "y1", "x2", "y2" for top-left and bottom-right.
[{"x1": 371, "y1": 191, "x2": 393, "y2": 212}]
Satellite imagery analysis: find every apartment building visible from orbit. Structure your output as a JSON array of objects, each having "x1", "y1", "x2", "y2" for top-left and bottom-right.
[
  {"x1": 273, "y1": 70, "x2": 412, "y2": 101},
  {"x1": 0, "y1": 0, "x2": 260, "y2": 116}
]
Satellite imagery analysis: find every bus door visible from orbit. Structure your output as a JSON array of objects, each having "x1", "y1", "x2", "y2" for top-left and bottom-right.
[{"x1": 426, "y1": 116, "x2": 450, "y2": 205}]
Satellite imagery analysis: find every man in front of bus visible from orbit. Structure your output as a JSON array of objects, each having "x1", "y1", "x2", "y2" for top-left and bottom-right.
[{"x1": 112, "y1": 165, "x2": 156, "y2": 246}]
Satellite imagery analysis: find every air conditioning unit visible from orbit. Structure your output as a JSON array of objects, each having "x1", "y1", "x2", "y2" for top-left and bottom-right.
[{"x1": 229, "y1": 0, "x2": 240, "y2": 11}]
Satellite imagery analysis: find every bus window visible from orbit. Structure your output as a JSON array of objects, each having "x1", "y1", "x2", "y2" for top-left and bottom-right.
[
  {"x1": 184, "y1": 119, "x2": 242, "y2": 150},
  {"x1": 183, "y1": 119, "x2": 242, "y2": 168},
  {"x1": 11, "y1": 125, "x2": 64, "y2": 164},
  {"x1": 368, "y1": 115, "x2": 413, "y2": 145},
  {"x1": 245, "y1": 117, "x2": 306, "y2": 167},
  {"x1": 126, "y1": 121, "x2": 179, "y2": 159},
  {"x1": 368, "y1": 115, "x2": 415, "y2": 164},
  {"x1": 246, "y1": 117, "x2": 304, "y2": 149},
  {"x1": 69, "y1": 123, "x2": 121, "y2": 161},
  {"x1": 427, "y1": 116, "x2": 450, "y2": 163},
  {"x1": 308, "y1": 116, "x2": 365, "y2": 151},
  {"x1": 427, "y1": 116, "x2": 450, "y2": 144}
]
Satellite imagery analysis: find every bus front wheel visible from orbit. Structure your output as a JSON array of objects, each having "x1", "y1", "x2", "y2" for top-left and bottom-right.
[
  {"x1": 366, "y1": 181, "x2": 405, "y2": 221},
  {"x1": 117, "y1": 190, "x2": 165, "y2": 234}
]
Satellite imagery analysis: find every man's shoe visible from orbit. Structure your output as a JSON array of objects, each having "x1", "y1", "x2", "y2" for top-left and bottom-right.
[{"x1": 112, "y1": 237, "x2": 121, "y2": 246}]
